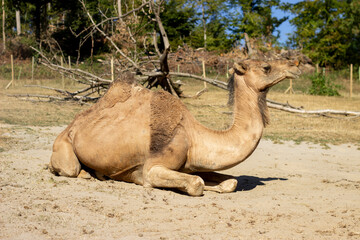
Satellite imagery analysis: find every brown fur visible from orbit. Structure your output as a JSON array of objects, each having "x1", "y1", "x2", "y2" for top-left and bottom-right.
[
  {"x1": 258, "y1": 90, "x2": 270, "y2": 126},
  {"x1": 228, "y1": 73, "x2": 269, "y2": 127},
  {"x1": 97, "y1": 78, "x2": 134, "y2": 108},
  {"x1": 150, "y1": 91, "x2": 184, "y2": 153}
]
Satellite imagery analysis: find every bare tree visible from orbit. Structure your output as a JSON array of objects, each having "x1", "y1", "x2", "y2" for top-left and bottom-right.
[
  {"x1": 16, "y1": 10, "x2": 21, "y2": 35},
  {"x1": 2, "y1": 0, "x2": 5, "y2": 51},
  {"x1": 29, "y1": 0, "x2": 218, "y2": 99},
  {"x1": 201, "y1": 0, "x2": 207, "y2": 50}
]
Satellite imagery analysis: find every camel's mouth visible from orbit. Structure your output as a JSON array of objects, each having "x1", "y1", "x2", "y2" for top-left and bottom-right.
[
  {"x1": 265, "y1": 69, "x2": 301, "y2": 90},
  {"x1": 284, "y1": 69, "x2": 302, "y2": 79}
]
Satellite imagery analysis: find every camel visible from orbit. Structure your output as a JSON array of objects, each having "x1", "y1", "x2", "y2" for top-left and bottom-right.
[{"x1": 49, "y1": 59, "x2": 301, "y2": 196}]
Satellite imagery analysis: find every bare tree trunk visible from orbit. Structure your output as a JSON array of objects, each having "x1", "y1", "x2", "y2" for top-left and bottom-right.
[
  {"x1": 244, "y1": 33, "x2": 253, "y2": 57},
  {"x1": 201, "y1": 0, "x2": 206, "y2": 50},
  {"x1": 2, "y1": 0, "x2": 5, "y2": 51},
  {"x1": 16, "y1": 10, "x2": 21, "y2": 35},
  {"x1": 34, "y1": 1, "x2": 41, "y2": 42},
  {"x1": 117, "y1": 0, "x2": 122, "y2": 19}
]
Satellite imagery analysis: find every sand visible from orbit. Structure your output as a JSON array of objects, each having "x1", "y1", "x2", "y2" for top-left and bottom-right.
[{"x1": 0, "y1": 124, "x2": 359, "y2": 239}]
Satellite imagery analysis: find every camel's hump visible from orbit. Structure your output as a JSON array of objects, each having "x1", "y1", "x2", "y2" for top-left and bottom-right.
[
  {"x1": 150, "y1": 91, "x2": 184, "y2": 153},
  {"x1": 97, "y1": 81, "x2": 133, "y2": 108}
]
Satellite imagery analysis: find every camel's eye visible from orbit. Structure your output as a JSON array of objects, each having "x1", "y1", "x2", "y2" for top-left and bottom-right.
[{"x1": 263, "y1": 65, "x2": 271, "y2": 74}]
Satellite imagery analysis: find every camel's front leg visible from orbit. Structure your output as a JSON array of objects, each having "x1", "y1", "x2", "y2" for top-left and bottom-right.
[
  {"x1": 196, "y1": 172, "x2": 238, "y2": 193},
  {"x1": 143, "y1": 128, "x2": 204, "y2": 196},
  {"x1": 144, "y1": 165, "x2": 205, "y2": 196}
]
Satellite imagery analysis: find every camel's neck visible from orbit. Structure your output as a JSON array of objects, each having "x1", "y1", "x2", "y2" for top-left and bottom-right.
[
  {"x1": 186, "y1": 76, "x2": 267, "y2": 172},
  {"x1": 231, "y1": 76, "x2": 268, "y2": 134}
]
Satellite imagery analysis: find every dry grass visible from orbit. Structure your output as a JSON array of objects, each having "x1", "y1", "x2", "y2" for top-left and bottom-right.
[
  {"x1": 0, "y1": 79, "x2": 88, "y2": 126},
  {"x1": 265, "y1": 93, "x2": 360, "y2": 146},
  {"x1": 1, "y1": 76, "x2": 359, "y2": 147}
]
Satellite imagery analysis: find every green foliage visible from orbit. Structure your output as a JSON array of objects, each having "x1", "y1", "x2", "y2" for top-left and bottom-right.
[
  {"x1": 160, "y1": 0, "x2": 197, "y2": 49},
  {"x1": 284, "y1": 0, "x2": 360, "y2": 68},
  {"x1": 229, "y1": 0, "x2": 287, "y2": 45},
  {"x1": 189, "y1": 17, "x2": 234, "y2": 52},
  {"x1": 308, "y1": 73, "x2": 340, "y2": 96}
]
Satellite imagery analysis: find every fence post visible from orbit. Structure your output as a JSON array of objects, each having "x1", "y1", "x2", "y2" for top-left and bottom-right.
[
  {"x1": 11, "y1": 54, "x2": 14, "y2": 85},
  {"x1": 68, "y1": 56, "x2": 71, "y2": 69},
  {"x1": 60, "y1": 56, "x2": 64, "y2": 89},
  {"x1": 5, "y1": 55, "x2": 14, "y2": 89},
  {"x1": 316, "y1": 63, "x2": 319, "y2": 74},
  {"x1": 202, "y1": 60, "x2": 207, "y2": 88},
  {"x1": 226, "y1": 63, "x2": 229, "y2": 78},
  {"x1": 284, "y1": 78, "x2": 294, "y2": 94},
  {"x1": 17, "y1": 67, "x2": 22, "y2": 82},
  {"x1": 111, "y1": 56, "x2": 114, "y2": 82},
  {"x1": 350, "y1": 64, "x2": 353, "y2": 98},
  {"x1": 31, "y1": 56, "x2": 34, "y2": 81}
]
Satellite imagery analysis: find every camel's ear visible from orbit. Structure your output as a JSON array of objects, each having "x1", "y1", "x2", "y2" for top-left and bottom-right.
[
  {"x1": 233, "y1": 62, "x2": 248, "y2": 75},
  {"x1": 228, "y1": 68, "x2": 235, "y2": 75}
]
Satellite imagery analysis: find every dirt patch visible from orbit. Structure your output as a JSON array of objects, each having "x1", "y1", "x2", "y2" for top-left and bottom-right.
[{"x1": 0, "y1": 124, "x2": 359, "y2": 239}]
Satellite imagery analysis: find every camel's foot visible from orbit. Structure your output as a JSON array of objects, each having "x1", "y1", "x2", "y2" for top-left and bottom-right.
[
  {"x1": 77, "y1": 169, "x2": 92, "y2": 179},
  {"x1": 196, "y1": 172, "x2": 238, "y2": 193},
  {"x1": 204, "y1": 179, "x2": 238, "y2": 193}
]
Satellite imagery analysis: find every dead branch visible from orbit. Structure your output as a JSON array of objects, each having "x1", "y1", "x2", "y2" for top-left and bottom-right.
[
  {"x1": 8, "y1": 93, "x2": 99, "y2": 103},
  {"x1": 267, "y1": 102, "x2": 360, "y2": 118},
  {"x1": 79, "y1": 0, "x2": 140, "y2": 69},
  {"x1": 267, "y1": 99, "x2": 304, "y2": 110},
  {"x1": 169, "y1": 72, "x2": 228, "y2": 90}
]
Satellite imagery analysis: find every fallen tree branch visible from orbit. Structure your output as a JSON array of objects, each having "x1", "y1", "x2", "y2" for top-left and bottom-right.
[
  {"x1": 267, "y1": 99, "x2": 303, "y2": 110},
  {"x1": 267, "y1": 102, "x2": 360, "y2": 118},
  {"x1": 9, "y1": 93, "x2": 100, "y2": 103},
  {"x1": 8, "y1": 94, "x2": 66, "y2": 101},
  {"x1": 169, "y1": 72, "x2": 228, "y2": 90}
]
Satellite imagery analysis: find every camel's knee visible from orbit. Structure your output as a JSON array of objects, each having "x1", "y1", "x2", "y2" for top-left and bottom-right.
[
  {"x1": 50, "y1": 142, "x2": 81, "y2": 178},
  {"x1": 50, "y1": 153, "x2": 81, "y2": 177},
  {"x1": 186, "y1": 175, "x2": 205, "y2": 196}
]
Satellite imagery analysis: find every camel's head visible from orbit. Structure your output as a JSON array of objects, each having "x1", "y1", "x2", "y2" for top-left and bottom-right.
[{"x1": 230, "y1": 59, "x2": 301, "y2": 92}]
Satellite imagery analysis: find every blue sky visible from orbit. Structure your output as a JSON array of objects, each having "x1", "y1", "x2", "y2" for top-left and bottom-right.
[{"x1": 273, "y1": 0, "x2": 302, "y2": 44}]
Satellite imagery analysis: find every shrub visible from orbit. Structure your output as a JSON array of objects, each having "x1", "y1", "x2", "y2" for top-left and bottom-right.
[
  {"x1": 8, "y1": 36, "x2": 36, "y2": 60},
  {"x1": 308, "y1": 73, "x2": 340, "y2": 96}
]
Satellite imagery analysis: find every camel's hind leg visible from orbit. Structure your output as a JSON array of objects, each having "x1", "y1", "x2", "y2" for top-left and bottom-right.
[
  {"x1": 49, "y1": 132, "x2": 81, "y2": 177},
  {"x1": 197, "y1": 172, "x2": 238, "y2": 193}
]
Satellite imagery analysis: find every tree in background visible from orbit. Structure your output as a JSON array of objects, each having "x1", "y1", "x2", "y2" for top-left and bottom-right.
[
  {"x1": 160, "y1": 0, "x2": 234, "y2": 52},
  {"x1": 284, "y1": 0, "x2": 360, "y2": 68},
  {"x1": 229, "y1": 0, "x2": 287, "y2": 52},
  {"x1": 160, "y1": 0, "x2": 197, "y2": 49}
]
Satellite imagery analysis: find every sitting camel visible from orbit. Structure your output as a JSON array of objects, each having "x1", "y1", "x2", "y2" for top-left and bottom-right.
[{"x1": 49, "y1": 59, "x2": 300, "y2": 196}]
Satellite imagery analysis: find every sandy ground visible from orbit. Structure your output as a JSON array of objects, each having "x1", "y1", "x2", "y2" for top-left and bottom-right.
[{"x1": 0, "y1": 124, "x2": 359, "y2": 240}]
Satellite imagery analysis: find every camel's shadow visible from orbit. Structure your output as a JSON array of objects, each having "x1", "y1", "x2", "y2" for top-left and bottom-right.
[
  {"x1": 165, "y1": 175, "x2": 287, "y2": 195},
  {"x1": 234, "y1": 175, "x2": 287, "y2": 192}
]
